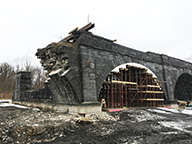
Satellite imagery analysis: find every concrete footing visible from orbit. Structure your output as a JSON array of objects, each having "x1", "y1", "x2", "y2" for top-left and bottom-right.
[{"x1": 12, "y1": 101, "x2": 101, "y2": 114}]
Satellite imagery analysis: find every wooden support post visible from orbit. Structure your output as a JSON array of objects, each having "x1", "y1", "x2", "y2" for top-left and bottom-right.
[
  {"x1": 125, "y1": 84, "x2": 128, "y2": 107},
  {"x1": 107, "y1": 82, "x2": 109, "y2": 108},
  {"x1": 100, "y1": 64, "x2": 164, "y2": 108},
  {"x1": 111, "y1": 83, "x2": 114, "y2": 108}
]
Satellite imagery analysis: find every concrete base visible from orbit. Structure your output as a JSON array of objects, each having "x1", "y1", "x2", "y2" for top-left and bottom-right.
[
  {"x1": 164, "y1": 99, "x2": 177, "y2": 105},
  {"x1": 164, "y1": 100, "x2": 179, "y2": 109},
  {"x1": 12, "y1": 101, "x2": 101, "y2": 114}
]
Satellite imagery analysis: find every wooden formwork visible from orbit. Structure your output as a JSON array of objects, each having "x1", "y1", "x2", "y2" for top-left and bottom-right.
[{"x1": 99, "y1": 65, "x2": 164, "y2": 108}]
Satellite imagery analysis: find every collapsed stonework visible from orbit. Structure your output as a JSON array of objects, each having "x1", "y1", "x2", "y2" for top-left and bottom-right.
[
  {"x1": 36, "y1": 42, "x2": 82, "y2": 104},
  {"x1": 35, "y1": 23, "x2": 96, "y2": 104},
  {"x1": 13, "y1": 23, "x2": 101, "y2": 112},
  {"x1": 12, "y1": 72, "x2": 52, "y2": 102}
]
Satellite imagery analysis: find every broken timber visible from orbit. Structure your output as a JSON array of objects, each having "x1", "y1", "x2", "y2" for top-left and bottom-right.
[{"x1": 62, "y1": 22, "x2": 95, "y2": 42}]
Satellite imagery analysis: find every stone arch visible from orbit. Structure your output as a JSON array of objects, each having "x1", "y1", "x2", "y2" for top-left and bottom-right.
[
  {"x1": 97, "y1": 61, "x2": 164, "y2": 107},
  {"x1": 174, "y1": 73, "x2": 192, "y2": 101},
  {"x1": 48, "y1": 73, "x2": 79, "y2": 104},
  {"x1": 96, "y1": 57, "x2": 164, "y2": 100}
]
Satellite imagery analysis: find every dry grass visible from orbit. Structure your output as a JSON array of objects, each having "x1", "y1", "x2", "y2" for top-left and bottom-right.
[{"x1": 0, "y1": 93, "x2": 12, "y2": 99}]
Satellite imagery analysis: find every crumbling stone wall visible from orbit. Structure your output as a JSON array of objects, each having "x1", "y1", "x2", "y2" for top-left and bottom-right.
[
  {"x1": 13, "y1": 72, "x2": 31, "y2": 101},
  {"x1": 36, "y1": 42, "x2": 82, "y2": 104},
  {"x1": 13, "y1": 72, "x2": 52, "y2": 102}
]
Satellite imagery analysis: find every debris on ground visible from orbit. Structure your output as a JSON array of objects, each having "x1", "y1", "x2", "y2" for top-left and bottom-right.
[{"x1": 1, "y1": 103, "x2": 192, "y2": 143}]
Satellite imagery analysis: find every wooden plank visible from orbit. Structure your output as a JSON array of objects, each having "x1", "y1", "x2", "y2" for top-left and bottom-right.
[
  {"x1": 142, "y1": 98, "x2": 164, "y2": 101},
  {"x1": 126, "y1": 64, "x2": 148, "y2": 71},
  {"x1": 111, "y1": 83, "x2": 114, "y2": 107},
  {"x1": 177, "y1": 100, "x2": 187, "y2": 104},
  {"x1": 107, "y1": 83, "x2": 109, "y2": 107},
  {"x1": 62, "y1": 34, "x2": 74, "y2": 42},
  {"x1": 130, "y1": 98, "x2": 164, "y2": 101},
  {"x1": 138, "y1": 85, "x2": 161, "y2": 88},
  {"x1": 136, "y1": 91, "x2": 164, "y2": 94},
  {"x1": 79, "y1": 22, "x2": 95, "y2": 32},
  {"x1": 68, "y1": 27, "x2": 78, "y2": 34},
  {"x1": 103, "y1": 81, "x2": 137, "y2": 85},
  {"x1": 111, "y1": 80, "x2": 137, "y2": 85}
]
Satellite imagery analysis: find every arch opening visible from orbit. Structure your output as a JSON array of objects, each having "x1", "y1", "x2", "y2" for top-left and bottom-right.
[
  {"x1": 99, "y1": 63, "x2": 164, "y2": 108},
  {"x1": 174, "y1": 73, "x2": 192, "y2": 101}
]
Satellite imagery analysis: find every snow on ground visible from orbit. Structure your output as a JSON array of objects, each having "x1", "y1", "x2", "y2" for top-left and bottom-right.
[
  {"x1": 157, "y1": 107, "x2": 180, "y2": 113},
  {"x1": 181, "y1": 109, "x2": 192, "y2": 115},
  {"x1": 125, "y1": 109, "x2": 166, "y2": 122},
  {"x1": 148, "y1": 109, "x2": 172, "y2": 114},
  {"x1": 0, "y1": 103, "x2": 29, "y2": 109},
  {"x1": 49, "y1": 68, "x2": 62, "y2": 76},
  {"x1": 135, "y1": 111, "x2": 165, "y2": 122},
  {"x1": 0, "y1": 100, "x2": 40, "y2": 111},
  {"x1": 0, "y1": 99, "x2": 12, "y2": 103},
  {"x1": 148, "y1": 107, "x2": 192, "y2": 134},
  {"x1": 112, "y1": 63, "x2": 157, "y2": 77},
  {"x1": 159, "y1": 121, "x2": 192, "y2": 134},
  {"x1": 150, "y1": 107, "x2": 192, "y2": 115},
  {"x1": 157, "y1": 107, "x2": 192, "y2": 115}
]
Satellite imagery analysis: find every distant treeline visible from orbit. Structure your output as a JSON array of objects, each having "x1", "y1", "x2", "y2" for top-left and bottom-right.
[{"x1": 0, "y1": 61, "x2": 46, "y2": 99}]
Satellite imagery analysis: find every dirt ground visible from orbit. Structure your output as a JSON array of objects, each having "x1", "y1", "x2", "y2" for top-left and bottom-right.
[{"x1": 1, "y1": 105, "x2": 192, "y2": 144}]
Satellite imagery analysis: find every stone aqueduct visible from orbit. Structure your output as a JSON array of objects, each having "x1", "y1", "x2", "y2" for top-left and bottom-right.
[{"x1": 13, "y1": 23, "x2": 192, "y2": 106}]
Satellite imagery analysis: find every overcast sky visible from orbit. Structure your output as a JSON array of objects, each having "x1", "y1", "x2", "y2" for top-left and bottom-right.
[{"x1": 1, "y1": 0, "x2": 192, "y2": 66}]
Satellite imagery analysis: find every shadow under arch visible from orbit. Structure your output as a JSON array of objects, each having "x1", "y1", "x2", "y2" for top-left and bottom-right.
[
  {"x1": 98, "y1": 62, "x2": 164, "y2": 108},
  {"x1": 174, "y1": 73, "x2": 192, "y2": 101}
]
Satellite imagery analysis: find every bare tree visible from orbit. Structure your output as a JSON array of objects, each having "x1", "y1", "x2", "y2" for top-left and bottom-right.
[
  {"x1": 0, "y1": 59, "x2": 46, "y2": 99},
  {"x1": 31, "y1": 66, "x2": 46, "y2": 90},
  {"x1": 0, "y1": 63, "x2": 15, "y2": 99}
]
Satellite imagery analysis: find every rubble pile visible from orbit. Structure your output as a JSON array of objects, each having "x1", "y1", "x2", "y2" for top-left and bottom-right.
[
  {"x1": 0, "y1": 106, "x2": 118, "y2": 144},
  {"x1": 35, "y1": 39, "x2": 82, "y2": 104},
  {"x1": 1, "y1": 106, "x2": 192, "y2": 143},
  {"x1": 0, "y1": 107, "x2": 75, "y2": 143},
  {"x1": 36, "y1": 42, "x2": 72, "y2": 74},
  {"x1": 87, "y1": 112, "x2": 118, "y2": 122}
]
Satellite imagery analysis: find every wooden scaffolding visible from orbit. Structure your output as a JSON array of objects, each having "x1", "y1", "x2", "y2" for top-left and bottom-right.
[{"x1": 99, "y1": 65, "x2": 164, "y2": 108}]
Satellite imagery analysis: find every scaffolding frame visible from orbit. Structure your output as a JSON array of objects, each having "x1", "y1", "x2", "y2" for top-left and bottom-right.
[{"x1": 99, "y1": 65, "x2": 164, "y2": 108}]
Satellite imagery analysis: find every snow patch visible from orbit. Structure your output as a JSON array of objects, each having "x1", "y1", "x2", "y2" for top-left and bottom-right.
[
  {"x1": 0, "y1": 99, "x2": 12, "y2": 103},
  {"x1": 135, "y1": 112, "x2": 164, "y2": 122},
  {"x1": 32, "y1": 124, "x2": 39, "y2": 127},
  {"x1": 159, "y1": 121, "x2": 192, "y2": 134},
  {"x1": 49, "y1": 68, "x2": 62, "y2": 76},
  {"x1": 181, "y1": 109, "x2": 192, "y2": 115},
  {"x1": 148, "y1": 109, "x2": 172, "y2": 114},
  {"x1": 61, "y1": 68, "x2": 70, "y2": 76},
  {"x1": 112, "y1": 63, "x2": 157, "y2": 77},
  {"x1": 0, "y1": 103, "x2": 28, "y2": 109},
  {"x1": 157, "y1": 107, "x2": 180, "y2": 113},
  {"x1": 157, "y1": 107, "x2": 192, "y2": 116},
  {"x1": 0, "y1": 102, "x2": 40, "y2": 111},
  {"x1": 125, "y1": 109, "x2": 165, "y2": 122},
  {"x1": 45, "y1": 77, "x2": 51, "y2": 83},
  {"x1": 160, "y1": 131, "x2": 179, "y2": 135}
]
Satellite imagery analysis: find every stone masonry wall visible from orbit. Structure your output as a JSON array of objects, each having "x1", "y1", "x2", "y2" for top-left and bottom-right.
[
  {"x1": 14, "y1": 30, "x2": 192, "y2": 105},
  {"x1": 13, "y1": 72, "x2": 53, "y2": 102},
  {"x1": 76, "y1": 32, "x2": 192, "y2": 103},
  {"x1": 13, "y1": 72, "x2": 31, "y2": 101}
]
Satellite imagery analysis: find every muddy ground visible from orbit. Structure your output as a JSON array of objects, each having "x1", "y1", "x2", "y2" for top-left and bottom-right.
[{"x1": 1, "y1": 105, "x2": 192, "y2": 144}]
